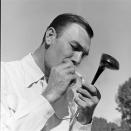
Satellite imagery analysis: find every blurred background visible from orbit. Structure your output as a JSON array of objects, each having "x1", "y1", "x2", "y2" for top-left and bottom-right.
[{"x1": 1, "y1": 0, "x2": 131, "y2": 124}]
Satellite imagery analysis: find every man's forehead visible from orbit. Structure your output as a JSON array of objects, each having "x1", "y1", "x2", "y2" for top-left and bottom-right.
[
  {"x1": 62, "y1": 23, "x2": 90, "y2": 42},
  {"x1": 64, "y1": 23, "x2": 88, "y2": 35},
  {"x1": 65, "y1": 23, "x2": 91, "y2": 46}
]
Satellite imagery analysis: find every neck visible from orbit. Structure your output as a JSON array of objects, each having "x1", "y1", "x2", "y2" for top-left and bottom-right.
[{"x1": 32, "y1": 44, "x2": 45, "y2": 74}]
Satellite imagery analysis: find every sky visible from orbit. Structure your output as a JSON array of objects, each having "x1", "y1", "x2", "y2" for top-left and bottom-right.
[{"x1": 1, "y1": 0, "x2": 131, "y2": 122}]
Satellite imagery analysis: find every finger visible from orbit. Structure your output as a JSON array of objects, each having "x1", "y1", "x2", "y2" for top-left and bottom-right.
[
  {"x1": 77, "y1": 89, "x2": 101, "y2": 105},
  {"x1": 82, "y1": 82, "x2": 97, "y2": 96},
  {"x1": 78, "y1": 88, "x2": 101, "y2": 105},
  {"x1": 62, "y1": 59, "x2": 74, "y2": 68},
  {"x1": 76, "y1": 87, "x2": 92, "y2": 98},
  {"x1": 78, "y1": 93, "x2": 94, "y2": 107},
  {"x1": 74, "y1": 95, "x2": 87, "y2": 108},
  {"x1": 56, "y1": 62, "x2": 71, "y2": 69},
  {"x1": 64, "y1": 67, "x2": 75, "y2": 74},
  {"x1": 67, "y1": 74, "x2": 77, "y2": 81},
  {"x1": 67, "y1": 74, "x2": 77, "y2": 86},
  {"x1": 92, "y1": 96, "x2": 100, "y2": 105},
  {"x1": 63, "y1": 58, "x2": 72, "y2": 63}
]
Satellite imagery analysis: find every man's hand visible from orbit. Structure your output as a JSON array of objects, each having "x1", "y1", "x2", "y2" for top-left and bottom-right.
[
  {"x1": 74, "y1": 82, "x2": 101, "y2": 125},
  {"x1": 42, "y1": 59, "x2": 76, "y2": 105}
]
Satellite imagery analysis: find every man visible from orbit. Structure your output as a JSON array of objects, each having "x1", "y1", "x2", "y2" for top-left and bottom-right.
[{"x1": 1, "y1": 13, "x2": 101, "y2": 131}]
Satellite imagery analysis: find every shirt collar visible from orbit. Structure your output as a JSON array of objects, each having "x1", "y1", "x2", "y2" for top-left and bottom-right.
[{"x1": 21, "y1": 53, "x2": 45, "y2": 87}]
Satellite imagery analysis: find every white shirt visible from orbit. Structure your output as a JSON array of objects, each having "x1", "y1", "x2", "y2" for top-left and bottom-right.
[{"x1": 1, "y1": 54, "x2": 91, "y2": 131}]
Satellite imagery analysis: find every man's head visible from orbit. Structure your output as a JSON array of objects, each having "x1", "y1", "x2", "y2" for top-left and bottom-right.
[
  {"x1": 41, "y1": 13, "x2": 94, "y2": 78},
  {"x1": 42, "y1": 13, "x2": 93, "y2": 48}
]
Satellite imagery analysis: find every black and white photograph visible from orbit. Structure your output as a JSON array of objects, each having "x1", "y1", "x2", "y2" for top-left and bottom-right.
[{"x1": 1, "y1": 0, "x2": 131, "y2": 131}]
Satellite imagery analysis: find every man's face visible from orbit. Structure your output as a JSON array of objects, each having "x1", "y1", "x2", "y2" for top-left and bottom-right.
[{"x1": 44, "y1": 23, "x2": 91, "y2": 76}]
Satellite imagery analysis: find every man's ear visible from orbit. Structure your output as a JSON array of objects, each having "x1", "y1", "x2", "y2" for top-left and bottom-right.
[{"x1": 45, "y1": 27, "x2": 56, "y2": 46}]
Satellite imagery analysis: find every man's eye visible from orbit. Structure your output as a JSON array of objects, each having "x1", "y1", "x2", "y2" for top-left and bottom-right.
[
  {"x1": 82, "y1": 53, "x2": 86, "y2": 58},
  {"x1": 70, "y1": 44, "x2": 80, "y2": 51}
]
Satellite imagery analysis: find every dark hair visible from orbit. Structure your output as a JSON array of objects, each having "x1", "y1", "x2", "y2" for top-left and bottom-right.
[{"x1": 42, "y1": 13, "x2": 94, "y2": 48}]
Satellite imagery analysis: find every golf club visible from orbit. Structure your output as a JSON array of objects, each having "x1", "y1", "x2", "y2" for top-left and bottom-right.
[
  {"x1": 91, "y1": 53, "x2": 119, "y2": 84},
  {"x1": 69, "y1": 53, "x2": 120, "y2": 131}
]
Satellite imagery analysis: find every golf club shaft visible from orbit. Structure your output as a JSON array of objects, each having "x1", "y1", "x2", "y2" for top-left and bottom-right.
[{"x1": 91, "y1": 66, "x2": 105, "y2": 85}]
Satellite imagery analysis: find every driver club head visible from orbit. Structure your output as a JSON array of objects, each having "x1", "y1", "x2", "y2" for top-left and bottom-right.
[
  {"x1": 100, "y1": 53, "x2": 119, "y2": 70},
  {"x1": 91, "y1": 53, "x2": 120, "y2": 84}
]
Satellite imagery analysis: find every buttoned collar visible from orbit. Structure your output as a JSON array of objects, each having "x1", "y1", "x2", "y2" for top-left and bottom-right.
[{"x1": 21, "y1": 53, "x2": 45, "y2": 88}]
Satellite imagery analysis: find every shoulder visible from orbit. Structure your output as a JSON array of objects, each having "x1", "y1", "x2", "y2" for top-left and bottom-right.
[{"x1": 1, "y1": 59, "x2": 25, "y2": 83}]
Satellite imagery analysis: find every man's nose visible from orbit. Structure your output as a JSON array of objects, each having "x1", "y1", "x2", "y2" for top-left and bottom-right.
[{"x1": 71, "y1": 51, "x2": 82, "y2": 65}]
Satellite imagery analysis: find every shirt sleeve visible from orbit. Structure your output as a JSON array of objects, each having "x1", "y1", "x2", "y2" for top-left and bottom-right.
[
  {"x1": 1, "y1": 62, "x2": 54, "y2": 131},
  {"x1": 1, "y1": 92, "x2": 54, "y2": 131}
]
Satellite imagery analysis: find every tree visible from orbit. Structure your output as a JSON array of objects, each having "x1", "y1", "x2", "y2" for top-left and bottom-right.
[
  {"x1": 91, "y1": 117, "x2": 108, "y2": 131},
  {"x1": 116, "y1": 78, "x2": 131, "y2": 129},
  {"x1": 120, "y1": 120, "x2": 130, "y2": 131},
  {"x1": 91, "y1": 117, "x2": 130, "y2": 131},
  {"x1": 107, "y1": 122, "x2": 118, "y2": 131},
  {"x1": 91, "y1": 117, "x2": 119, "y2": 131}
]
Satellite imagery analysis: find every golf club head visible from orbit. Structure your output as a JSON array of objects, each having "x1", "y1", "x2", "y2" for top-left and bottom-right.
[
  {"x1": 100, "y1": 53, "x2": 119, "y2": 70},
  {"x1": 91, "y1": 53, "x2": 120, "y2": 84}
]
